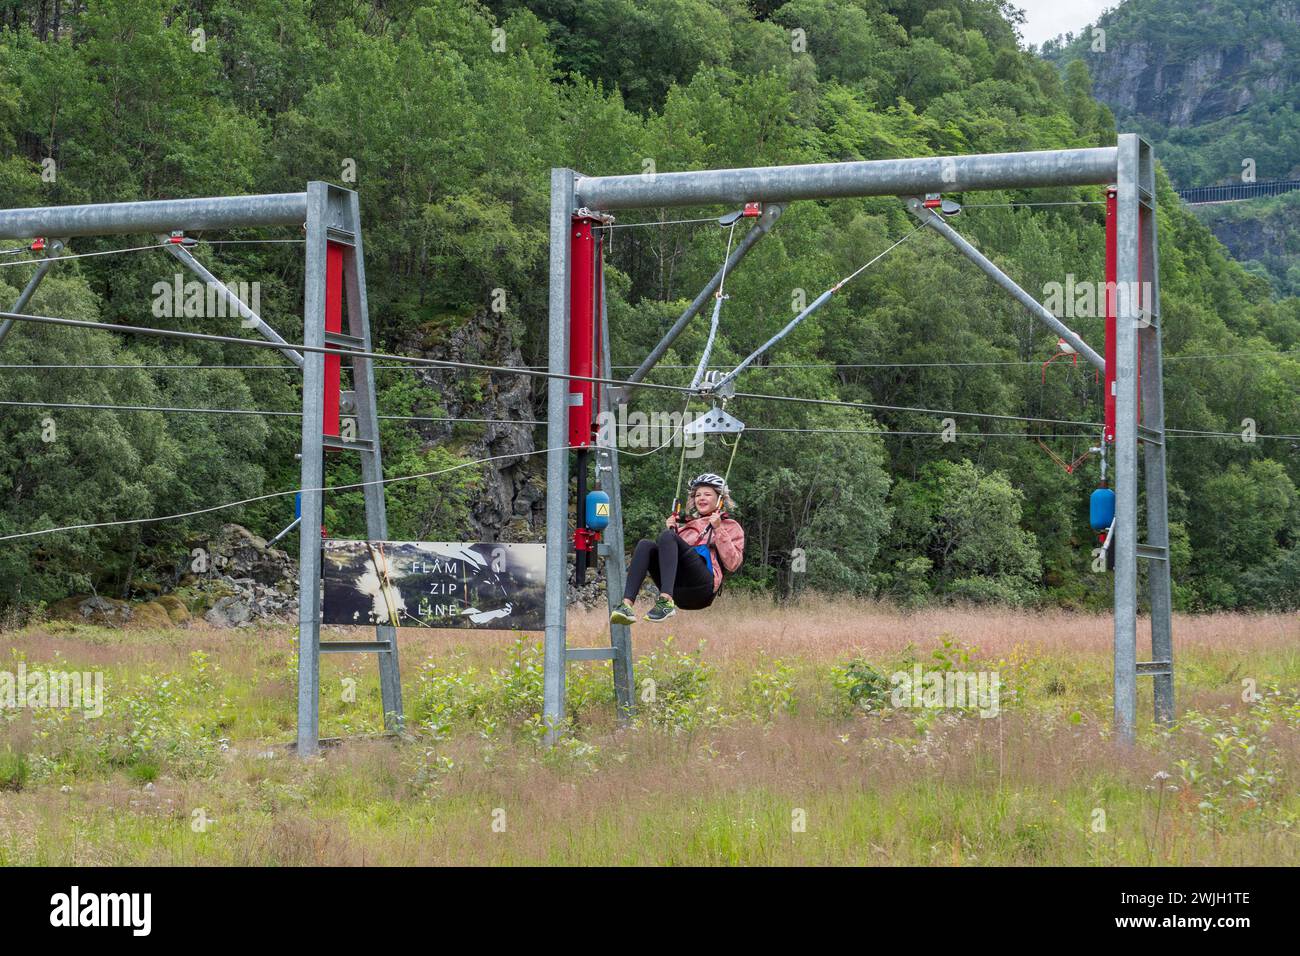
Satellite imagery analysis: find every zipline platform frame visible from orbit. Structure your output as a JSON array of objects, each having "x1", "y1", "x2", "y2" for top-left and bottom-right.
[
  {"x1": 0, "y1": 182, "x2": 399, "y2": 757},
  {"x1": 547, "y1": 134, "x2": 1172, "y2": 744}
]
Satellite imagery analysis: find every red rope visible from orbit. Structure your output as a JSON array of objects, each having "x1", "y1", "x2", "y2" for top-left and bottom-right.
[{"x1": 1036, "y1": 439, "x2": 1092, "y2": 474}]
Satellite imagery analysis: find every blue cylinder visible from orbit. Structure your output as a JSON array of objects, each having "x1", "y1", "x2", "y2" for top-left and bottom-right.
[
  {"x1": 1090, "y1": 487, "x2": 1115, "y2": 531},
  {"x1": 294, "y1": 492, "x2": 302, "y2": 520},
  {"x1": 586, "y1": 490, "x2": 610, "y2": 531}
]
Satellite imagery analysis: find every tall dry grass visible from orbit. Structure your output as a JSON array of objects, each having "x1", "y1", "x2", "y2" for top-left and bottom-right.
[
  {"x1": 16, "y1": 596, "x2": 1295, "y2": 673},
  {"x1": 1, "y1": 599, "x2": 1295, "y2": 866}
]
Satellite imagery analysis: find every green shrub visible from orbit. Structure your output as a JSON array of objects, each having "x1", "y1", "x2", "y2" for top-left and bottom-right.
[
  {"x1": 1164, "y1": 686, "x2": 1299, "y2": 830},
  {"x1": 488, "y1": 638, "x2": 545, "y2": 722},
  {"x1": 829, "y1": 658, "x2": 891, "y2": 716},
  {"x1": 0, "y1": 749, "x2": 29, "y2": 791},
  {"x1": 739, "y1": 655, "x2": 797, "y2": 723},
  {"x1": 634, "y1": 639, "x2": 720, "y2": 733}
]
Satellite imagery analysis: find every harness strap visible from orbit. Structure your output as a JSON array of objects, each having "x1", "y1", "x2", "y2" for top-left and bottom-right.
[
  {"x1": 671, "y1": 394, "x2": 693, "y2": 516},
  {"x1": 721, "y1": 431, "x2": 742, "y2": 490}
]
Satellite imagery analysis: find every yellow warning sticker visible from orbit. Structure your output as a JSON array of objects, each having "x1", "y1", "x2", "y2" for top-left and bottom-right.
[{"x1": 595, "y1": 502, "x2": 610, "y2": 516}]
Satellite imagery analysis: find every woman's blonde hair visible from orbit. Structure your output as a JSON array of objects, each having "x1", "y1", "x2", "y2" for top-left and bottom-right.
[{"x1": 689, "y1": 483, "x2": 736, "y2": 515}]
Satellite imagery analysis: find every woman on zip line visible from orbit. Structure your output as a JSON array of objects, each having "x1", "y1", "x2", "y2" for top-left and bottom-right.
[{"x1": 610, "y1": 472, "x2": 745, "y2": 623}]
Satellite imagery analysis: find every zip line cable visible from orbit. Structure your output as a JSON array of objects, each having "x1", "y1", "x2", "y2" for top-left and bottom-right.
[
  {"x1": 0, "y1": 447, "x2": 561, "y2": 543},
  {"x1": 0, "y1": 243, "x2": 165, "y2": 267},
  {"x1": 0, "y1": 309, "x2": 688, "y2": 390},
  {"x1": 2, "y1": 311, "x2": 1290, "y2": 432},
  {"x1": 593, "y1": 215, "x2": 722, "y2": 230},
  {"x1": 0, "y1": 422, "x2": 694, "y2": 544},
  {"x1": 0, "y1": 238, "x2": 302, "y2": 269},
  {"x1": 3, "y1": 398, "x2": 1290, "y2": 439},
  {"x1": 588, "y1": 200, "x2": 1105, "y2": 229},
  {"x1": 961, "y1": 200, "x2": 1108, "y2": 209},
  {"x1": 194, "y1": 239, "x2": 305, "y2": 245},
  {"x1": 689, "y1": 218, "x2": 738, "y2": 389},
  {"x1": 0, "y1": 309, "x2": 1106, "y2": 428},
  {"x1": 4, "y1": 344, "x2": 1296, "y2": 373},
  {"x1": 663, "y1": 425, "x2": 1300, "y2": 440},
  {"x1": 5, "y1": 420, "x2": 1283, "y2": 544},
  {"x1": 710, "y1": 223, "x2": 926, "y2": 390},
  {"x1": 2, "y1": 219, "x2": 1291, "y2": 548},
  {"x1": 729, "y1": 387, "x2": 1101, "y2": 428},
  {"x1": 0, "y1": 399, "x2": 545, "y2": 426},
  {"x1": 835, "y1": 222, "x2": 927, "y2": 288}
]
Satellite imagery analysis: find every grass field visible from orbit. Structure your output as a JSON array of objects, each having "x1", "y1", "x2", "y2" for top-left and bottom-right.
[{"x1": 1, "y1": 594, "x2": 1296, "y2": 865}]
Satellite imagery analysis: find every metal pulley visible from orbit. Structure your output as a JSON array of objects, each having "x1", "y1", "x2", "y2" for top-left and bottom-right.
[{"x1": 686, "y1": 372, "x2": 744, "y2": 436}]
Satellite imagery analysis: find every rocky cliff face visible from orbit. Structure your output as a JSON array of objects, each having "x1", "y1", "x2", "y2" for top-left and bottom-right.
[
  {"x1": 1088, "y1": 28, "x2": 1294, "y2": 129},
  {"x1": 1051, "y1": 0, "x2": 1300, "y2": 288},
  {"x1": 399, "y1": 313, "x2": 546, "y2": 544},
  {"x1": 1192, "y1": 193, "x2": 1300, "y2": 295},
  {"x1": 1197, "y1": 208, "x2": 1294, "y2": 262}
]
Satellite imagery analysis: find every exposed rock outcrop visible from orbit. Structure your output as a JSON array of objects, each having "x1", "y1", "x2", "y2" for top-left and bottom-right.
[
  {"x1": 200, "y1": 524, "x2": 296, "y2": 586},
  {"x1": 1087, "y1": 36, "x2": 1294, "y2": 130},
  {"x1": 49, "y1": 595, "x2": 174, "y2": 629},
  {"x1": 397, "y1": 312, "x2": 546, "y2": 543},
  {"x1": 1063, "y1": 2, "x2": 1300, "y2": 137}
]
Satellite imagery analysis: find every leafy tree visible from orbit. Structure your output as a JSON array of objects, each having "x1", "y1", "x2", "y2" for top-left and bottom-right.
[{"x1": 882, "y1": 459, "x2": 1043, "y2": 605}]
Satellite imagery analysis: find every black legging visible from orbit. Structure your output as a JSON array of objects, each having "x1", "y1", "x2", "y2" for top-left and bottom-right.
[{"x1": 622, "y1": 528, "x2": 716, "y2": 610}]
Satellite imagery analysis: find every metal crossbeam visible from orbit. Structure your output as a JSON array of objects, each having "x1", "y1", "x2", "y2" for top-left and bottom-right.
[
  {"x1": 575, "y1": 147, "x2": 1118, "y2": 209},
  {"x1": 0, "y1": 193, "x2": 308, "y2": 239}
]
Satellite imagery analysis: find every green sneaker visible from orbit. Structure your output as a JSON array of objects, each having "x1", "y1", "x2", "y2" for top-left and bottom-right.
[
  {"x1": 609, "y1": 601, "x2": 635, "y2": 626},
  {"x1": 644, "y1": 596, "x2": 676, "y2": 622}
]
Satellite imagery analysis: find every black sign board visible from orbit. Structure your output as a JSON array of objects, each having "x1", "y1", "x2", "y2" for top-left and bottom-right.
[{"x1": 322, "y1": 541, "x2": 546, "y2": 630}]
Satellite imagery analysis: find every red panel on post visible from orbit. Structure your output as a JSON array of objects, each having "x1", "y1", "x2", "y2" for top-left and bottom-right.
[
  {"x1": 1104, "y1": 188, "x2": 1117, "y2": 444},
  {"x1": 568, "y1": 217, "x2": 602, "y2": 448},
  {"x1": 323, "y1": 241, "x2": 344, "y2": 439}
]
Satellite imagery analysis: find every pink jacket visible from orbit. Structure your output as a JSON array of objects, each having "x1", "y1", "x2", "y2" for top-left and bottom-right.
[{"x1": 675, "y1": 513, "x2": 745, "y2": 593}]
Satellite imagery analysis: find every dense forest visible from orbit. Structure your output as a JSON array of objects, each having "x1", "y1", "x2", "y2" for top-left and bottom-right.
[{"x1": 0, "y1": 0, "x2": 1297, "y2": 615}]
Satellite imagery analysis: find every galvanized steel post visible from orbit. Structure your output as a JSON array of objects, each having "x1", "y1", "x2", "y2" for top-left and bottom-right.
[
  {"x1": 543, "y1": 168, "x2": 576, "y2": 742},
  {"x1": 296, "y1": 182, "x2": 329, "y2": 757},
  {"x1": 1112, "y1": 135, "x2": 1142, "y2": 743}
]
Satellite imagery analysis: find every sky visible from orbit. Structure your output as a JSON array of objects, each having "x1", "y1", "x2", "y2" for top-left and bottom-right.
[{"x1": 1013, "y1": 0, "x2": 1118, "y2": 48}]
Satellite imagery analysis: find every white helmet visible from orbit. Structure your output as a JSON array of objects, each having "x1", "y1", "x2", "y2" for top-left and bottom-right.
[{"x1": 688, "y1": 473, "x2": 726, "y2": 492}]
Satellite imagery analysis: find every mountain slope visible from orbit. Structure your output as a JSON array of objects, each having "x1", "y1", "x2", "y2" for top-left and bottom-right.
[{"x1": 1044, "y1": 0, "x2": 1300, "y2": 294}]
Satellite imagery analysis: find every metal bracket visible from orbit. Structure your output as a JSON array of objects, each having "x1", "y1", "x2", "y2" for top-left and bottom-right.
[
  {"x1": 684, "y1": 404, "x2": 744, "y2": 436},
  {"x1": 574, "y1": 206, "x2": 615, "y2": 224},
  {"x1": 922, "y1": 193, "x2": 963, "y2": 216}
]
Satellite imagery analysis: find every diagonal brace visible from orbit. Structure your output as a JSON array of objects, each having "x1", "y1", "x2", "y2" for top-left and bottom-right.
[
  {"x1": 712, "y1": 287, "x2": 834, "y2": 392},
  {"x1": 620, "y1": 203, "x2": 784, "y2": 399},
  {"x1": 162, "y1": 237, "x2": 305, "y2": 368},
  {"x1": 0, "y1": 239, "x2": 66, "y2": 349},
  {"x1": 905, "y1": 197, "x2": 1103, "y2": 371}
]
